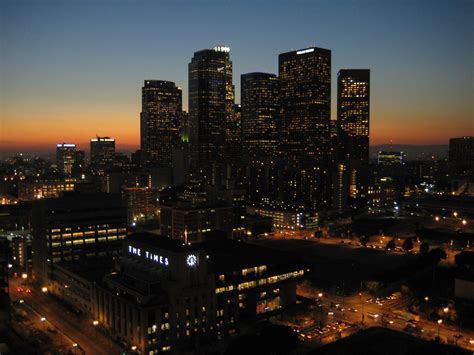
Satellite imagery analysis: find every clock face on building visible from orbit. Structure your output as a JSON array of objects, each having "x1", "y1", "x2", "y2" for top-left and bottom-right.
[{"x1": 186, "y1": 254, "x2": 197, "y2": 267}]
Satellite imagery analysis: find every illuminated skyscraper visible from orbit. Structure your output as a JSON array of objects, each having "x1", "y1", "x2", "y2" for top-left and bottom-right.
[
  {"x1": 140, "y1": 80, "x2": 182, "y2": 167},
  {"x1": 241, "y1": 72, "x2": 279, "y2": 161},
  {"x1": 278, "y1": 47, "x2": 332, "y2": 211},
  {"x1": 90, "y1": 136, "x2": 115, "y2": 171},
  {"x1": 448, "y1": 136, "x2": 474, "y2": 180},
  {"x1": 56, "y1": 143, "x2": 77, "y2": 175},
  {"x1": 337, "y1": 69, "x2": 370, "y2": 163},
  {"x1": 189, "y1": 46, "x2": 234, "y2": 183}
]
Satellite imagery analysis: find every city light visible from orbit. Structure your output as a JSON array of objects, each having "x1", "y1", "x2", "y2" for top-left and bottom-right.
[
  {"x1": 41, "y1": 317, "x2": 46, "y2": 322},
  {"x1": 21, "y1": 273, "x2": 28, "y2": 279},
  {"x1": 93, "y1": 320, "x2": 99, "y2": 326},
  {"x1": 41, "y1": 287, "x2": 48, "y2": 293},
  {"x1": 462, "y1": 219, "x2": 467, "y2": 225}
]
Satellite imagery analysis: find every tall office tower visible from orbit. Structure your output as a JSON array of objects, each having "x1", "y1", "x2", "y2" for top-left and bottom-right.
[
  {"x1": 140, "y1": 80, "x2": 182, "y2": 168},
  {"x1": 90, "y1": 136, "x2": 116, "y2": 171},
  {"x1": 337, "y1": 69, "x2": 370, "y2": 163},
  {"x1": 56, "y1": 143, "x2": 77, "y2": 175},
  {"x1": 189, "y1": 46, "x2": 235, "y2": 184},
  {"x1": 279, "y1": 47, "x2": 331, "y2": 211},
  {"x1": 449, "y1": 136, "x2": 474, "y2": 179},
  {"x1": 241, "y1": 73, "x2": 279, "y2": 162},
  {"x1": 225, "y1": 104, "x2": 242, "y2": 164}
]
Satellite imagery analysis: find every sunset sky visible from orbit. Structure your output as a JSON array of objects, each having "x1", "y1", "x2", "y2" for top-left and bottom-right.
[{"x1": 1, "y1": 0, "x2": 472, "y2": 153}]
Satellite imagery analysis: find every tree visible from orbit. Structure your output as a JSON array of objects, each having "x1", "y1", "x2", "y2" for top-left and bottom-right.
[
  {"x1": 260, "y1": 325, "x2": 299, "y2": 354},
  {"x1": 365, "y1": 281, "x2": 380, "y2": 295},
  {"x1": 359, "y1": 235, "x2": 369, "y2": 246},
  {"x1": 403, "y1": 237, "x2": 414, "y2": 251},
  {"x1": 314, "y1": 230, "x2": 323, "y2": 240},
  {"x1": 429, "y1": 248, "x2": 447, "y2": 262},
  {"x1": 386, "y1": 239, "x2": 396, "y2": 250},
  {"x1": 420, "y1": 241, "x2": 429, "y2": 254}
]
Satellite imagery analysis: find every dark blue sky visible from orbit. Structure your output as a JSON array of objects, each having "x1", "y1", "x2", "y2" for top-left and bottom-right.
[{"x1": 1, "y1": 0, "x2": 472, "y2": 150}]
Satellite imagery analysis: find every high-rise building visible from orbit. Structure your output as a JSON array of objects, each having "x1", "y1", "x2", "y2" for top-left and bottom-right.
[
  {"x1": 90, "y1": 136, "x2": 115, "y2": 171},
  {"x1": 56, "y1": 143, "x2": 77, "y2": 175},
  {"x1": 278, "y1": 47, "x2": 332, "y2": 211},
  {"x1": 449, "y1": 136, "x2": 474, "y2": 179},
  {"x1": 189, "y1": 46, "x2": 234, "y2": 183},
  {"x1": 140, "y1": 80, "x2": 182, "y2": 168},
  {"x1": 225, "y1": 103, "x2": 242, "y2": 165},
  {"x1": 337, "y1": 69, "x2": 370, "y2": 163},
  {"x1": 241, "y1": 72, "x2": 279, "y2": 161}
]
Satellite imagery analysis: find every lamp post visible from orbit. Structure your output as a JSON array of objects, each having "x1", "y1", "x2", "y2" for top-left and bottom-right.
[{"x1": 437, "y1": 319, "x2": 442, "y2": 339}]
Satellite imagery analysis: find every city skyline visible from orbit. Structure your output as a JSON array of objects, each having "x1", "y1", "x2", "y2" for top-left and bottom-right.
[{"x1": 1, "y1": 0, "x2": 473, "y2": 153}]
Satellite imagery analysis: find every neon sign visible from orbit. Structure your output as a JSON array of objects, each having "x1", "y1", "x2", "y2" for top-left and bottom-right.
[{"x1": 128, "y1": 245, "x2": 169, "y2": 266}]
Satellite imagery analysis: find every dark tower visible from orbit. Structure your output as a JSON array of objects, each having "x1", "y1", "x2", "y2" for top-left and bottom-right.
[
  {"x1": 337, "y1": 69, "x2": 370, "y2": 163},
  {"x1": 188, "y1": 46, "x2": 234, "y2": 184},
  {"x1": 140, "y1": 80, "x2": 182, "y2": 168},
  {"x1": 278, "y1": 47, "x2": 332, "y2": 211}
]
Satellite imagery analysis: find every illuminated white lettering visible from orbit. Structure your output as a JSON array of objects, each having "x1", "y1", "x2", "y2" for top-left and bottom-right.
[{"x1": 296, "y1": 48, "x2": 315, "y2": 55}]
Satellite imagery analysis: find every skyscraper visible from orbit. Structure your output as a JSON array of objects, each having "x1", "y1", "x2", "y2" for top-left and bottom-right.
[
  {"x1": 337, "y1": 69, "x2": 370, "y2": 163},
  {"x1": 140, "y1": 80, "x2": 182, "y2": 168},
  {"x1": 241, "y1": 72, "x2": 279, "y2": 161},
  {"x1": 90, "y1": 136, "x2": 115, "y2": 171},
  {"x1": 278, "y1": 47, "x2": 332, "y2": 211},
  {"x1": 56, "y1": 143, "x2": 77, "y2": 175},
  {"x1": 449, "y1": 136, "x2": 474, "y2": 179},
  {"x1": 189, "y1": 46, "x2": 234, "y2": 184}
]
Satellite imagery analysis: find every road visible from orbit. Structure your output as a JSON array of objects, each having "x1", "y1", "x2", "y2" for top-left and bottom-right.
[
  {"x1": 10, "y1": 275, "x2": 124, "y2": 355},
  {"x1": 295, "y1": 288, "x2": 474, "y2": 351}
]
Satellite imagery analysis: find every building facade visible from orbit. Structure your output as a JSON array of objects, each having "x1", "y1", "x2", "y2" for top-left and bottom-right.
[
  {"x1": 91, "y1": 136, "x2": 116, "y2": 171},
  {"x1": 449, "y1": 136, "x2": 474, "y2": 180},
  {"x1": 18, "y1": 178, "x2": 77, "y2": 201},
  {"x1": 278, "y1": 47, "x2": 332, "y2": 211},
  {"x1": 337, "y1": 69, "x2": 370, "y2": 163},
  {"x1": 188, "y1": 46, "x2": 234, "y2": 183},
  {"x1": 32, "y1": 192, "x2": 127, "y2": 285},
  {"x1": 56, "y1": 143, "x2": 78, "y2": 175},
  {"x1": 141, "y1": 80, "x2": 183, "y2": 168}
]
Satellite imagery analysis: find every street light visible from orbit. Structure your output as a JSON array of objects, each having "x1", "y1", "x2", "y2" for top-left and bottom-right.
[
  {"x1": 424, "y1": 296, "x2": 429, "y2": 301},
  {"x1": 462, "y1": 219, "x2": 467, "y2": 225},
  {"x1": 437, "y1": 319, "x2": 442, "y2": 339},
  {"x1": 131, "y1": 345, "x2": 137, "y2": 351},
  {"x1": 21, "y1": 273, "x2": 28, "y2": 280},
  {"x1": 318, "y1": 292, "x2": 323, "y2": 298},
  {"x1": 453, "y1": 212, "x2": 458, "y2": 217},
  {"x1": 93, "y1": 320, "x2": 99, "y2": 326},
  {"x1": 41, "y1": 287, "x2": 48, "y2": 293}
]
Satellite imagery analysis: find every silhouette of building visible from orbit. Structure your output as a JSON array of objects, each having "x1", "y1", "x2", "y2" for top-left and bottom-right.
[
  {"x1": 141, "y1": 80, "x2": 182, "y2": 168},
  {"x1": 189, "y1": 46, "x2": 234, "y2": 184}
]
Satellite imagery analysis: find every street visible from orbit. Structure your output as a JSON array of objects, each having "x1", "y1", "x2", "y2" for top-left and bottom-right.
[{"x1": 10, "y1": 275, "x2": 124, "y2": 355}]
